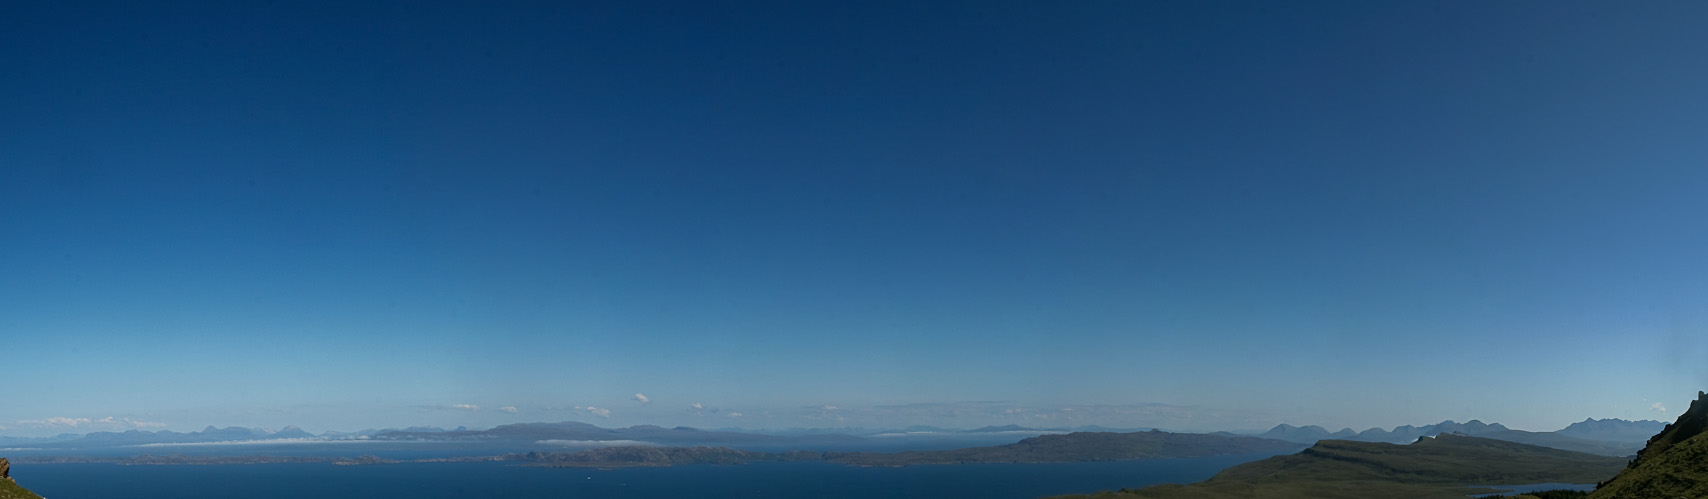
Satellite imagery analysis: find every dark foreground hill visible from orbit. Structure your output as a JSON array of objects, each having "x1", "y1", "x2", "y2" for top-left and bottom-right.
[
  {"x1": 1586, "y1": 390, "x2": 1708, "y2": 499},
  {"x1": 0, "y1": 458, "x2": 45, "y2": 499},
  {"x1": 1054, "y1": 434, "x2": 1625, "y2": 499}
]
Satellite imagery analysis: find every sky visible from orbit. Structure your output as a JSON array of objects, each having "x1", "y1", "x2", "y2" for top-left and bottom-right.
[{"x1": 2, "y1": 1, "x2": 1706, "y2": 438}]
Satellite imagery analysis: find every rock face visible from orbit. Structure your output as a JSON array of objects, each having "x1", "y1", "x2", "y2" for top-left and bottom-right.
[
  {"x1": 1, "y1": 457, "x2": 9, "y2": 480},
  {"x1": 1588, "y1": 390, "x2": 1708, "y2": 499}
]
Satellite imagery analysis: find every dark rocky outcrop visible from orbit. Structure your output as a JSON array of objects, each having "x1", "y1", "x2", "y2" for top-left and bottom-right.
[{"x1": 1, "y1": 457, "x2": 9, "y2": 480}]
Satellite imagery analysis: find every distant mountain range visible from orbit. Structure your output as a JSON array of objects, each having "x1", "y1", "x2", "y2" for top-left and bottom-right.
[
  {"x1": 1228, "y1": 418, "x2": 1661, "y2": 457},
  {"x1": 3, "y1": 425, "x2": 318, "y2": 448},
  {"x1": 510, "y1": 429, "x2": 1303, "y2": 467},
  {"x1": 369, "y1": 421, "x2": 875, "y2": 446},
  {"x1": 0, "y1": 421, "x2": 1115, "y2": 450},
  {"x1": 1556, "y1": 417, "x2": 1667, "y2": 442},
  {"x1": 0, "y1": 417, "x2": 1663, "y2": 458}
]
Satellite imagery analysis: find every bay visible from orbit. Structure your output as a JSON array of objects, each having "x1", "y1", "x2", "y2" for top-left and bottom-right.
[{"x1": 17, "y1": 454, "x2": 1275, "y2": 499}]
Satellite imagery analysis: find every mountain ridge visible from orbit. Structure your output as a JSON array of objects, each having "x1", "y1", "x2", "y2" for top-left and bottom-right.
[
  {"x1": 1242, "y1": 419, "x2": 1644, "y2": 456},
  {"x1": 1556, "y1": 418, "x2": 1665, "y2": 443}
]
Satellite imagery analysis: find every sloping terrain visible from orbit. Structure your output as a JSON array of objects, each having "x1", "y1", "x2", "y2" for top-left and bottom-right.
[
  {"x1": 0, "y1": 458, "x2": 43, "y2": 499},
  {"x1": 1055, "y1": 434, "x2": 1624, "y2": 499},
  {"x1": 1586, "y1": 391, "x2": 1708, "y2": 499},
  {"x1": 0, "y1": 480, "x2": 42, "y2": 499}
]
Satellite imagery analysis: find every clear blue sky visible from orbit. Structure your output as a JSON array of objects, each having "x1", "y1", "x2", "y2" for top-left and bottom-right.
[{"x1": 3, "y1": 1, "x2": 1705, "y2": 437}]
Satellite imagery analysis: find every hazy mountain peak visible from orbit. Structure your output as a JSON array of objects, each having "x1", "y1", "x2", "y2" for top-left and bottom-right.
[
  {"x1": 1557, "y1": 417, "x2": 1667, "y2": 443},
  {"x1": 271, "y1": 426, "x2": 315, "y2": 439}
]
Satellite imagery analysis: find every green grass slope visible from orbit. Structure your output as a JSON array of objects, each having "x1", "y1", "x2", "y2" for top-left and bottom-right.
[
  {"x1": 0, "y1": 480, "x2": 43, "y2": 499},
  {"x1": 1586, "y1": 391, "x2": 1708, "y2": 499},
  {"x1": 1055, "y1": 434, "x2": 1625, "y2": 499},
  {"x1": 0, "y1": 457, "x2": 43, "y2": 499}
]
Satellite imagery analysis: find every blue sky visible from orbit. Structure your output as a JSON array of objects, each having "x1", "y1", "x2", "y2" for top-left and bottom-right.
[{"x1": 2, "y1": 1, "x2": 1706, "y2": 437}]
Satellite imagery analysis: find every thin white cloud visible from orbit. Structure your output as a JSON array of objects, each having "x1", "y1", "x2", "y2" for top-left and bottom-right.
[
  {"x1": 821, "y1": 405, "x2": 838, "y2": 411},
  {"x1": 727, "y1": 412, "x2": 743, "y2": 418},
  {"x1": 633, "y1": 393, "x2": 651, "y2": 404},
  {"x1": 1651, "y1": 402, "x2": 1667, "y2": 412},
  {"x1": 423, "y1": 404, "x2": 481, "y2": 412},
  {"x1": 499, "y1": 406, "x2": 519, "y2": 414},
  {"x1": 689, "y1": 402, "x2": 706, "y2": 416},
  {"x1": 575, "y1": 406, "x2": 612, "y2": 418},
  {"x1": 18, "y1": 417, "x2": 91, "y2": 428},
  {"x1": 16, "y1": 416, "x2": 166, "y2": 430}
]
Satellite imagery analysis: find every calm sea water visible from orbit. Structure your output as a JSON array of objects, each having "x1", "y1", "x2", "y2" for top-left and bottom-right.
[{"x1": 17, "y1": 455, "x2": 1275, "y2": 499}]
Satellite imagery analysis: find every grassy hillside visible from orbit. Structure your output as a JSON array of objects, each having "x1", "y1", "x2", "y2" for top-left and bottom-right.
[
  {"x1": 0, "y1": 480, "x2": 44, "y2": 499},
  {"x1": 1586, "y1": 391, "x2": 1708, "y2": 499},
  {"x1": 1054, "y1": 434, "x2": 1625, "y2": 499},
  {"x1": 1586, "y1": 433, "x2": 1706, "y2": 498}
]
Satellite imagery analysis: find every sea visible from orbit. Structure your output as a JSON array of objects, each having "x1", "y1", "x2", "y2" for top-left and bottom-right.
[{"x1": 15, "y1": 455, "x2": 1277, "y2": 499}]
